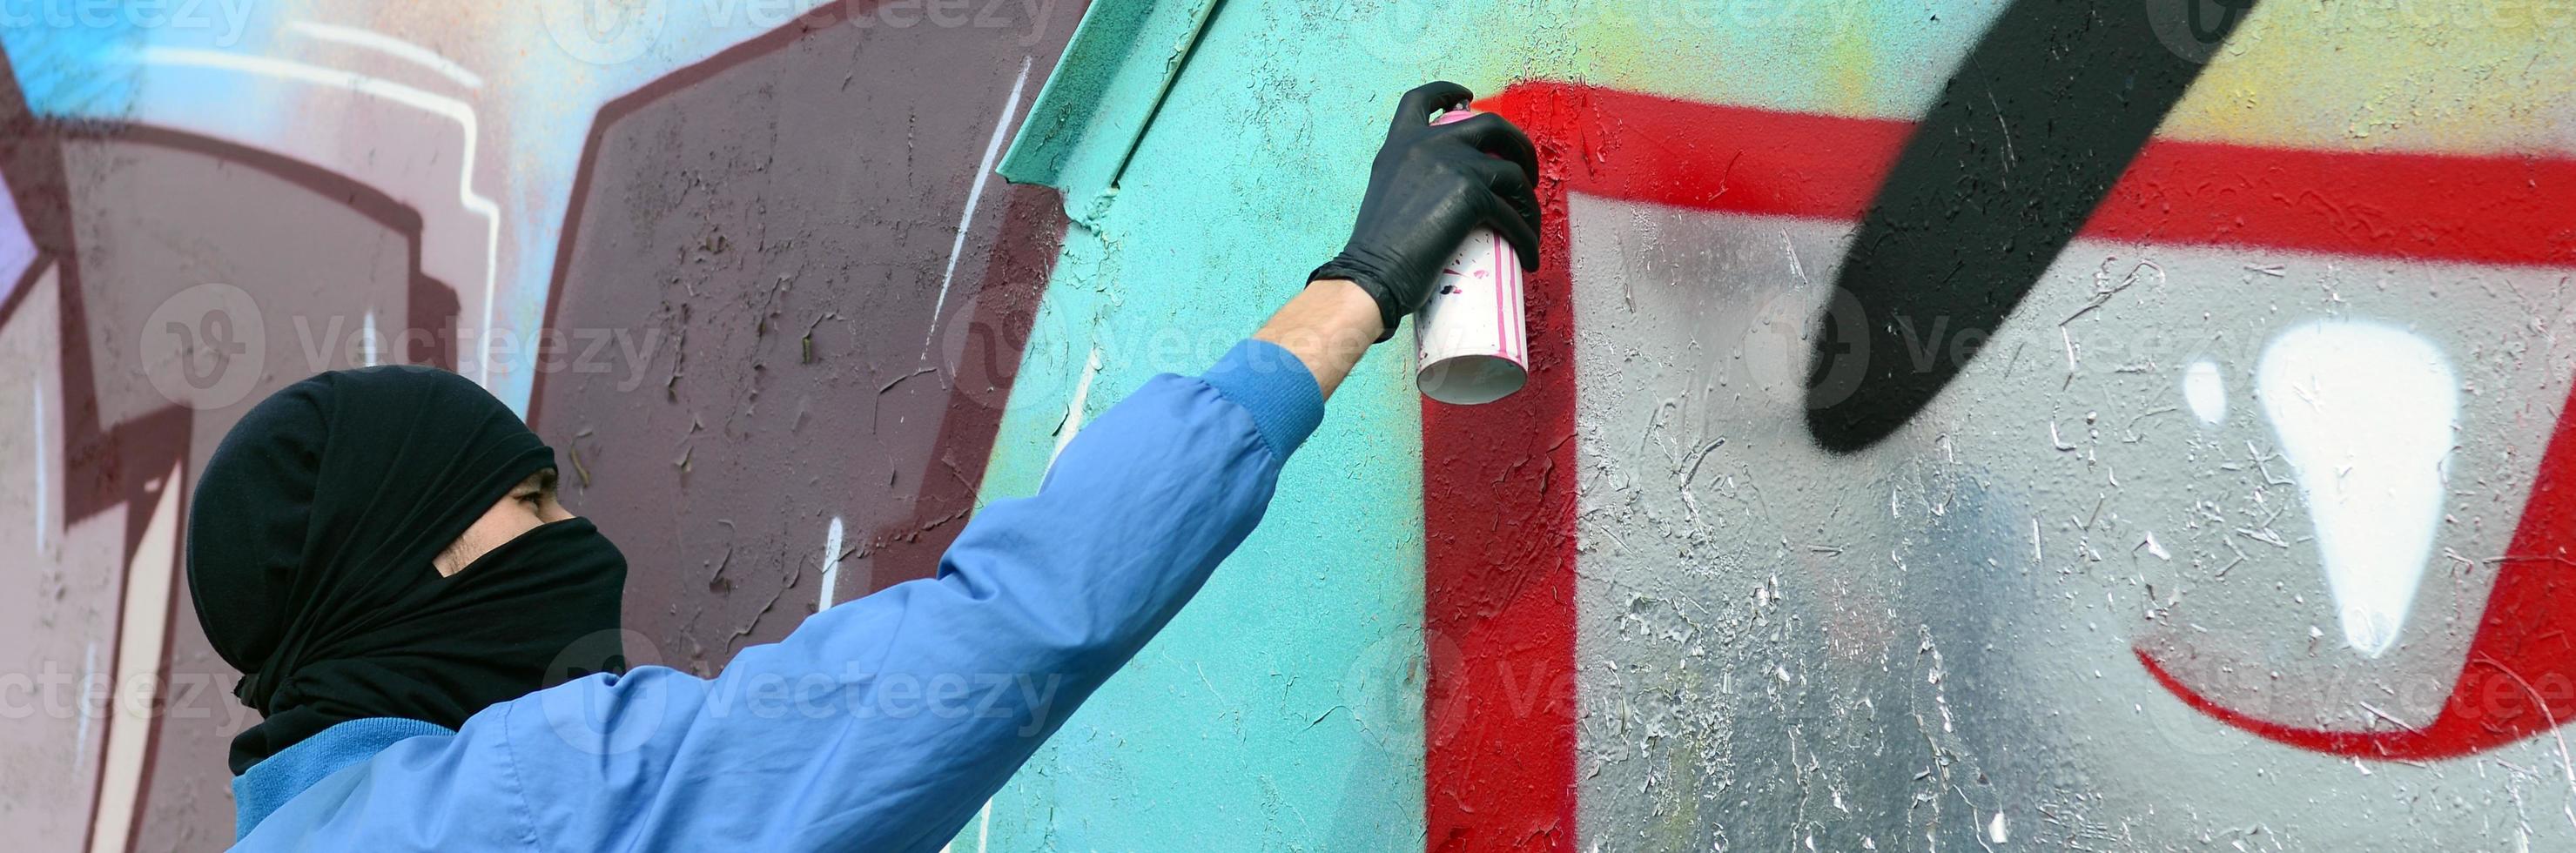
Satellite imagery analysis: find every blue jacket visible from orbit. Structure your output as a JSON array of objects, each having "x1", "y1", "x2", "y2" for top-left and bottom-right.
[{"x1": 230, "y1": 339, "x2": 1325, "y2": 851}]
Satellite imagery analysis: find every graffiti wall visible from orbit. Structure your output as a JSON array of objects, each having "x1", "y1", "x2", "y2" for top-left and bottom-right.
[
  {"x1": 5, "y1": 0, "x2": 2575, "y2": 850},
  {"x1": 0, "y1": 0, "x2": 1087, "y2": 849}
]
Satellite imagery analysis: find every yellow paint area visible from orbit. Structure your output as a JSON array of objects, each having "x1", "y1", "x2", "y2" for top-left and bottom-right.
[
  {"x1": 2169, "y1": 0, "x2": 2576, "y2": 155},
  {"x1": 1402, "y1": 0, "x2": 2571, "y2": 159},
  {"x1": 1396, "y1": 0, "x2": 1935, "y2": 123}
]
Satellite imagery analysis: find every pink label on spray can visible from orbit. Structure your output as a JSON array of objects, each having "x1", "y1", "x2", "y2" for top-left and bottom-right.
[{"x1": 1414, "y1": 108, "x2": 1530, "y2": 405}]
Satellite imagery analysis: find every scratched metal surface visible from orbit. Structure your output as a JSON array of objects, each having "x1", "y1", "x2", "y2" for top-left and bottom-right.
[{"x1": 1566, "y1": 195, "x2": 2576, "y2": 850}]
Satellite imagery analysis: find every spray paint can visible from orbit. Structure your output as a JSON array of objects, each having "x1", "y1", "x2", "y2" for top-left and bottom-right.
[{"x1": 1413, "y1": 108, "x2": 1530, "y2": 406}]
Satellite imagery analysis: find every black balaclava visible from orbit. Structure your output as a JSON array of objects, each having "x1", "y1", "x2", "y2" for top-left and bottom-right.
[{"x1": 185, "y1": 366, "x2": 628, "y2": 775}]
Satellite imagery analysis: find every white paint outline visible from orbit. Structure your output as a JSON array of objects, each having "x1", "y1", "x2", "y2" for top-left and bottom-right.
[
  {"x1": 127, "y1": 47, "x2": 504, "y2": 386},
  {"x1": 86, "y1": 460, "x2": 183, "y2": 853},
  {"x1": 923, "y1": 56, "x2": 1035, "y2": 356},
  {"x1": 286, "y1": 21, "x2": 487, "y2": 90},
  {"x1": 72, "y1": 640, "x2": 95, "y2": 772},
  {"x1": 1050, "y1": 346, "x2": 1102, "y2": 466},
  {"x1": 32, "y1": 384, "x2": 46, "y2": 554},
  {"x1": 819, "y1": 516, "x2": 845, "y2": 611},
  {"x1": 939, "y1": 800, "x2": 994, "y2": 853}
]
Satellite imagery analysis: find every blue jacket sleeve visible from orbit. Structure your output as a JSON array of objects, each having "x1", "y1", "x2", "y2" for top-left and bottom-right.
[{"x1": 236, "y1": 339, "x2": 1326, "y2": 852}]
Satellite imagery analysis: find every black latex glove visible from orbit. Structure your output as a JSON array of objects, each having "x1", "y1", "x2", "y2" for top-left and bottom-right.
[{"x1": 1309, "y1": 81, "x2": 1544, "y2": 342}]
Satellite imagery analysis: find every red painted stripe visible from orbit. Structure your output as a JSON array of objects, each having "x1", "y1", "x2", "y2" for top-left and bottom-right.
[
  {"x1": 1423, "y1": 80, "x2": 2576, "y2": 851},
  {"x1": 2096, "y1": 138, "x2": 2576, "y2": 267},
  {"x1": 1421, "y1": 100, "x2": 1584, "y2": 853},
  {"x1": 1478, "y1": 82, "x2": 2576, "y2": 266}
]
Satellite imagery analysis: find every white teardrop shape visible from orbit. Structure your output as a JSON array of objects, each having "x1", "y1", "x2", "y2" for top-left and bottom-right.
[
  {"x1": 2183, "y1": 359, "x2": 2226, "y2": 425},
  {"x1": 2257, "y1": 319, "x2": 2457, "y2": 658}
]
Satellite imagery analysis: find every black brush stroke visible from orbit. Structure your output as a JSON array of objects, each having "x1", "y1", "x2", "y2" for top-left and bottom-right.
[{"x1": 1804, "y1": 0, "x2": 2257, "y2": 452}]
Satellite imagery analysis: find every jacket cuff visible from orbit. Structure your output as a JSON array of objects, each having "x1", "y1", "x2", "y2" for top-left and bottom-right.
[{"x1": 1201, "y1": 339, "x2": 1325, "y2": 460}]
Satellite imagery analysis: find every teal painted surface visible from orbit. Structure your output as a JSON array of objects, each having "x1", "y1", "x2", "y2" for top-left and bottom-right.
[
  {"x1": 999, "y1": 0, "x2": 1218, "y2": 225},
  {"x1": 965, "y1": 3, "x2": 1449, "y2": 848},
  {"x1": 966, "y1": 254, "x2": 1431, "y2": 848}
]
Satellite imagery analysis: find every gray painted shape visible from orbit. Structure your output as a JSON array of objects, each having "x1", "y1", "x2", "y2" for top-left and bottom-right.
[{"x1": 1566, "y1": 192, "x2": 2576, "y2": 851}]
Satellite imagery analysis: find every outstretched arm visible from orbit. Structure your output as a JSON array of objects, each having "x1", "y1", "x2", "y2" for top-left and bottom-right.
[
  {"x1": 246, "y1": 82, "x2": 1544, "y2": 853},
  {"x1": 502, "y1": 80, "x2": 1544, "y2": 851},
  {"x1": 1254, "y1": 278, "x2": 1382, "y2": 399}
]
